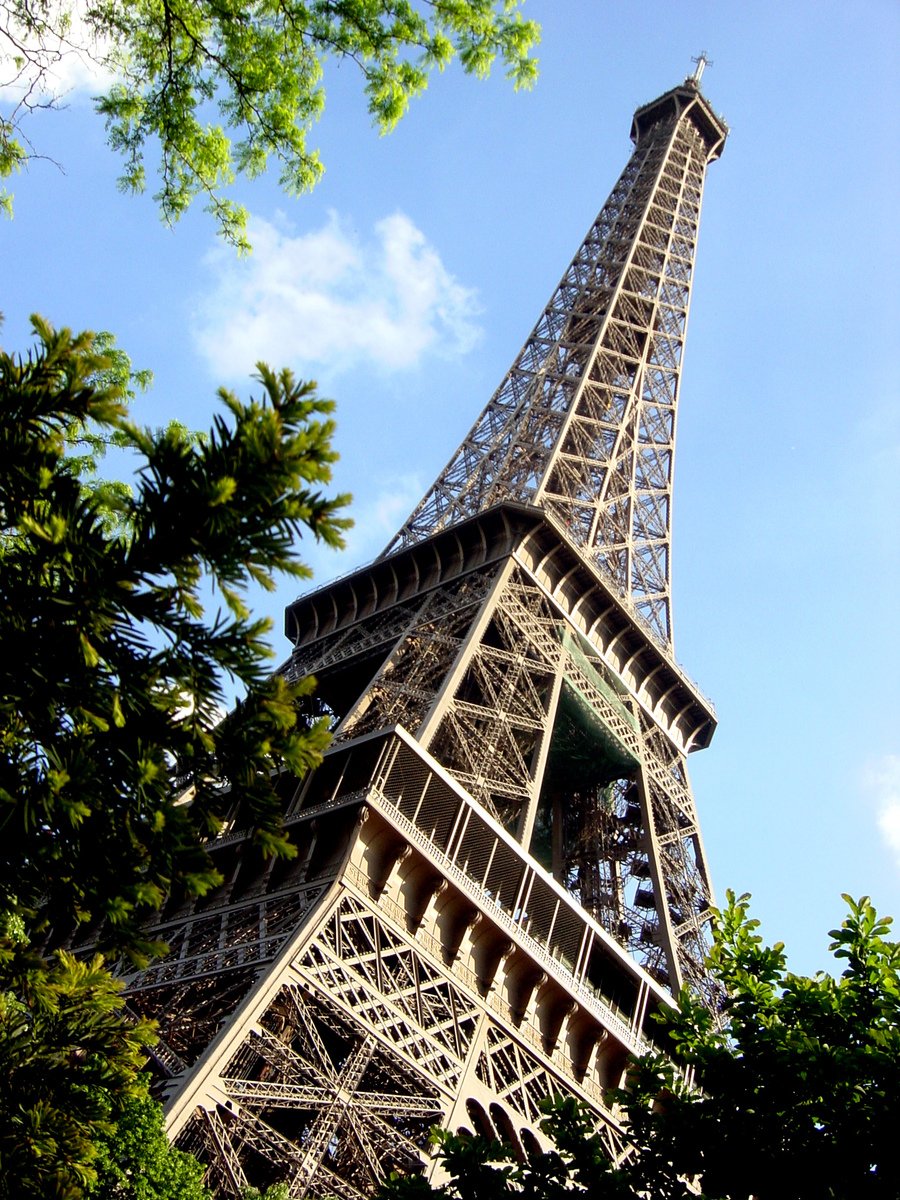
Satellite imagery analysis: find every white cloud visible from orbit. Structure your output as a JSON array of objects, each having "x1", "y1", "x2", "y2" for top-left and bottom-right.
[
  {"x1": 863, "y1": 755, "x2": 900, "y2": 866},
  {"x1": 344, "y1": 473, "x2": 424, "y2": 559},
  {"x1": 192, "y1": 212, "x2": 482, "y2": 380},
  {"x1": 1, "y1": 2, "x2": 117, "y2": 105},
  {"x1": 284, "y1": 473, "x2": 424, "y2": 592}
]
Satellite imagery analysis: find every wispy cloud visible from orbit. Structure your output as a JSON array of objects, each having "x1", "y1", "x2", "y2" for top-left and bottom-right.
[
  {"x1": 281, "y1": 472, "x2": 424, "y2": 597},
  {"x1": 863, "y1": 755, "x2": 900, "y2": 867},
  {"x1": 192, "y1": 212, "x2": 482, "y2": 380},
  {"x1": 343, "y1": 473, "x2": 424, "y2": 560},
  {"x1": 1, "y1": 2, "x2": 117, "y2": 105}
]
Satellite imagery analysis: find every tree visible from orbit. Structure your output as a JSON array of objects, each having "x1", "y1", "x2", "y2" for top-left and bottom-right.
[
  {"x1": 379, "y1": 893, "x2": 900, "y2": 1200},
  {"x1": 0, "y1": 314, "x2": 350, "y2": 1191},
  {"x1": 0, "y1": 315, "x2": 351, "y2": 1191},
  {"x1": 0, "y1": 316, "x2": 350, "y2": 954},
  {"x1": 86, "y1": 1079, "x2": 209, "y2": 1200},
  {"x1": 0, "y1": 908, "x2": 156, "y2": 1199},
  {"x1": 57, "y1": 330, "x2": 156, "y2": 538},
  {"x1": 1, "y1": 0, "x2": 539, "y2": 243}
]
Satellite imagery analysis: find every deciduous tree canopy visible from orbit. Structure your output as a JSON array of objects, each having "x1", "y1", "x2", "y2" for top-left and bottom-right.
[
  {"x1": 85, "y1": 1078, "x2": 210, "y2": 1199},
  {"x1": 1, "y1": 0, "x2": 539, "y2": 241},
  {"x1": 380, "y1": 893, "x2": 900, "y2": 1200}
]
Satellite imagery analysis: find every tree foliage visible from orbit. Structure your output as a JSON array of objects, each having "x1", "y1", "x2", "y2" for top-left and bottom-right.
[
  {"x1": 0, "y1": 314, "x2": 349, "y2": 1192},
  {"x1": 0, "y1": 306, "x2": 351, "y2": 1194},
  {"x1": 380, "y1": 893, "x2": 900, "y2": 1200},
  {"x1": 52, "y1": 330, "x2": 161, "y2": 542},
  {"x1": 0, "y1": 316, "x2": 349, "y2": 953},
  {"x1": 1, "y1": 0, "x2": 539, "y2": 243},
  {"x1": 86, "y1": 1079, "x2": 209, "y2": 1200},
  {"x1": 0, "y1": 909, "x2": 154, "y2": 1198}
]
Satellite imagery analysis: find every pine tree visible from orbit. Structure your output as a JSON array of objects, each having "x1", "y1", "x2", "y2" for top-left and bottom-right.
[{"x1": 0, "y1": 316, "x2": 350, "y2": 1192}]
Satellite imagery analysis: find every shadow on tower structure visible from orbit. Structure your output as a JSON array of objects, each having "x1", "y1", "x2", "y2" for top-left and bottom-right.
[{"x1": 116, "y1": 70, "x2": 728, "y2": 1198}]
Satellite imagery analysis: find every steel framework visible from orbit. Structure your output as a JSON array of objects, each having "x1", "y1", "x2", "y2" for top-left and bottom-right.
[{"x1": 107, "y1": 71, "x2": 728, "y2": 1196}]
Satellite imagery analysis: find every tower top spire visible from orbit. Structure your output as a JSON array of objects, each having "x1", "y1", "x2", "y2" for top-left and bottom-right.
[
  {"x1": 690, "y1": 51, "x2": 712, "y2": 84},
  {"x1": 384, "y1": 73, "x2": 727, "y2": 645}
]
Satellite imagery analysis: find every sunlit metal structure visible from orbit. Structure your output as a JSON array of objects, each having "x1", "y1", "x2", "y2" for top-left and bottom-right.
[{"x1": 119, "y1": 68, "x2": 728, "y2": 1196}]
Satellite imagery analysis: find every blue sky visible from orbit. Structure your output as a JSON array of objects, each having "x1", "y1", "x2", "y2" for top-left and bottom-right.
[{"x1": 3, "y1": 1, "x2": 899, "y2": 976}]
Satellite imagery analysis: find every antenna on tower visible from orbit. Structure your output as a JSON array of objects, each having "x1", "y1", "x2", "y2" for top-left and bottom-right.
[{"x1": 690, "y1": 51, "x2": 712, "y2": 84}]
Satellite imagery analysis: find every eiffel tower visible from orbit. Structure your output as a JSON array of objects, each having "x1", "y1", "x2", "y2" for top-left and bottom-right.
[{"x1": 121, "y1": 65, "x2": 728, "y2": 1197}]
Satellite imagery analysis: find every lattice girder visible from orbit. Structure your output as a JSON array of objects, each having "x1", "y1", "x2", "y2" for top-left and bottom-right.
[
  {"x1": 158, "y1": 786, "x2": 666, "y2": 1191},
  {"x1": 134, "y1": 73, "x2": 728, "y2": 1195},
  {"x1": 383, "y1": 80, "x2": 724, "y2": 647},
  {"x1": 287, "y1": 543, "x2": 714, "y2": 991}
]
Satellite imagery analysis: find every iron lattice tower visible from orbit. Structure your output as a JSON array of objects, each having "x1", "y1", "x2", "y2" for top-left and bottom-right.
[{"x1": 111, "y1": 72, "x2": 727, "y2": 1197}]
